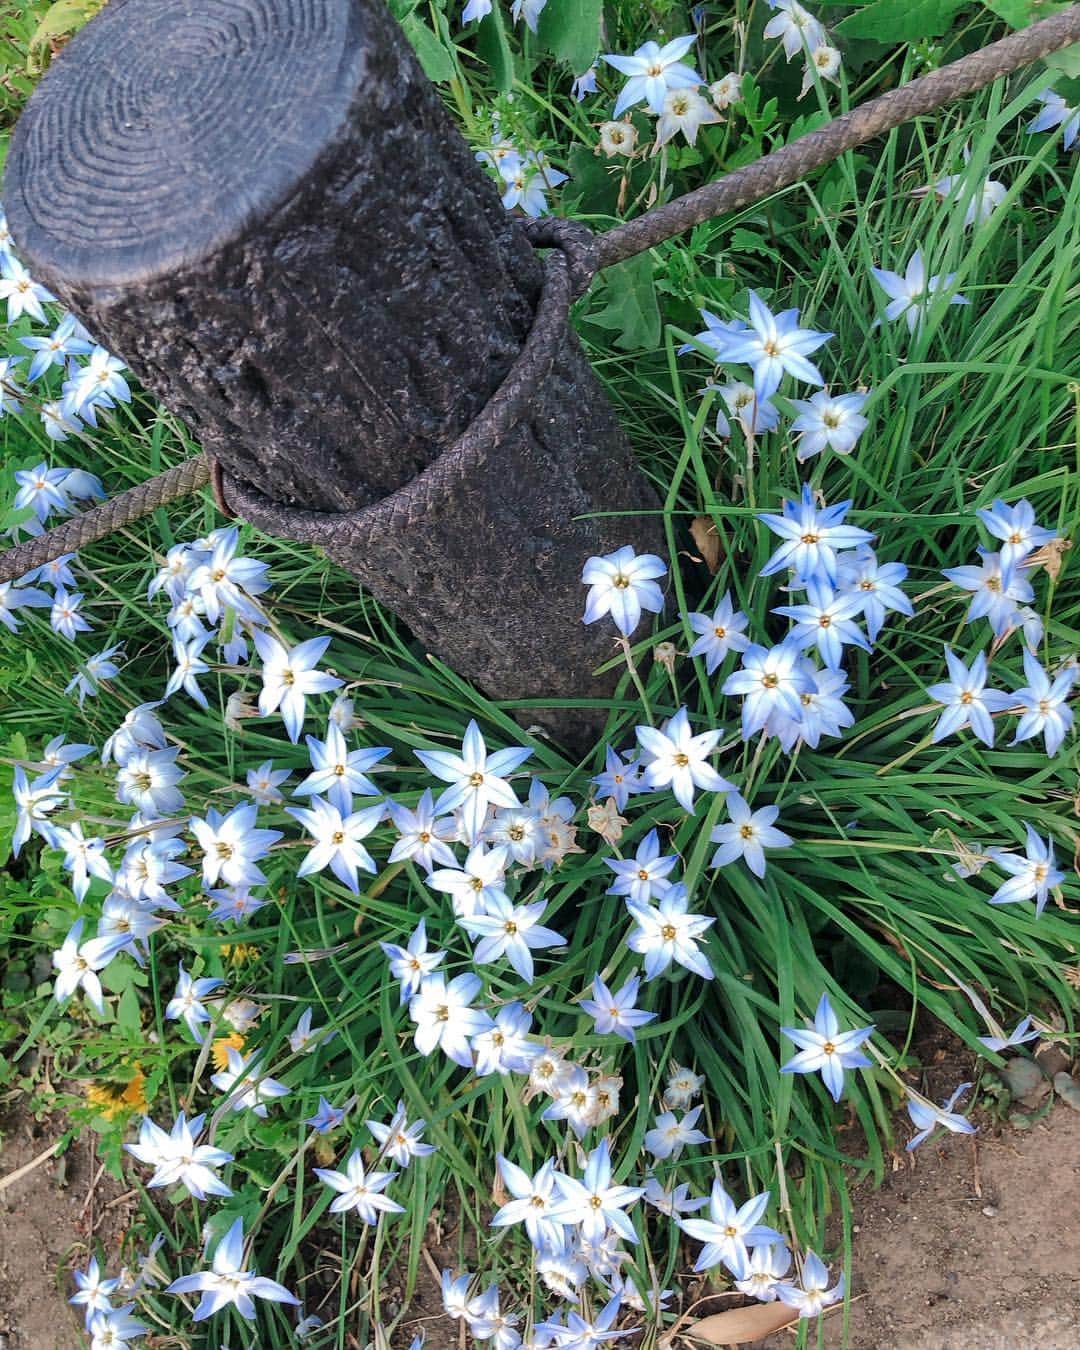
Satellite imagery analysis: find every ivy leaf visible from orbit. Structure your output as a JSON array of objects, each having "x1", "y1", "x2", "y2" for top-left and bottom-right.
[
  {"x1": 536, "y1": 0, "x2": 604, "y2": 74},
  {"x1": 585, "y1": 255, "x2": 661, "y2": 351}
]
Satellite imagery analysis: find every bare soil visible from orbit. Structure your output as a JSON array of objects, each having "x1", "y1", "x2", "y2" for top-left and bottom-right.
[
  {"x1": 0, "y1": 1109, "x2": 133, "y2": 1350},
  {"x1": 781, "y1": 1105, "x2": 1080, "y2": 1349},
  {"x1": 0, "y1": 1102, "x2": 1076, "y2": 1349}
]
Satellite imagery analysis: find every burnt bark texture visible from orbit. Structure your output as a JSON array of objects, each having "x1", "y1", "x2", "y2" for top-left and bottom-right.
[{"x1": 4, "y1": 0, "x2": 664, "y2": 744}]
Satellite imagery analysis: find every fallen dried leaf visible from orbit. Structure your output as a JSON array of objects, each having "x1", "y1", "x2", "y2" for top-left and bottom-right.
[
  {"x1": 1028, "y1": 535, "x2": 1071, "y2": 581},
  {"x1": 681, "y1": 1301, "x2": 800, "y2": 1345},
  {"x1": 690, "y1": 516, "x2": 722, "y2": 574}
]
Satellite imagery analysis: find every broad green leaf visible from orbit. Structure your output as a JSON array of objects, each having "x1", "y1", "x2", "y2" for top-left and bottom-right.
[
  {"x1": 980, "y1": 0, "x2": 1071, "y2": 26},
  {"x1": 563, "y1": 142, "x2": 620, "y2": 214},
  {"x1": 401, "y1": 12, "x2": 455, "y2": 84},
  {"x1": 476, "y1": 5, "x2": 514, "y2": 93},
  {"x1": 1043, "y1": 46, "x2": 1080, "y2": 79},
  {"x1": 836, "y1": 0, "x2": 967, "y2": 41},
  {"x1": 729, "y1": 226, "x2": 782, "y2": 261},
  {"x1": 585, "y1": 254, "x2": 661, "y2": 351},
  {"x1": 117, "y1": 984, "x2": 142, "y2": 1034},
  {"x1": 30, "y1": 0, "x2": 104, "y2": 49},
  {"x1": 536, "y1": 0, "x2": 603, "y2": 74}
]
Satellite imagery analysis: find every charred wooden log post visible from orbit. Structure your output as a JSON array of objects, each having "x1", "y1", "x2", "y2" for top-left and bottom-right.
[{"x1": 3, "y1": 0, "x2": 663, "y2": 746}]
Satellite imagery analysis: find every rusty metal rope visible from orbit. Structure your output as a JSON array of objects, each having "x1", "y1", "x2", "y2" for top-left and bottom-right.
[
  {"x1": 0, "y1": 454, "x2": 210, "y2": 583},
  {"x1": 1, "y1": 6, "x2": 1078, "y2": 586}
]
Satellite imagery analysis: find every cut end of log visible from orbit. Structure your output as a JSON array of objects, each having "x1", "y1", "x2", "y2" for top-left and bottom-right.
[{"x1": 4, "y1": 0, "x2": 365, "y2": 290}]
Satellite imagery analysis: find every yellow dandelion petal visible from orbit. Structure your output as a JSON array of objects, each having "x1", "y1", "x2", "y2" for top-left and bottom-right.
[{"x1": 212, "y1": 1031, "x2": 246, "y2": 1071}]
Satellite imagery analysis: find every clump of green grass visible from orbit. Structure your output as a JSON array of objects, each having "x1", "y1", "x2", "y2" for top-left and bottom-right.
[{"x1": 0, "y1": 4, "x2": 1077, "y2": 1349}]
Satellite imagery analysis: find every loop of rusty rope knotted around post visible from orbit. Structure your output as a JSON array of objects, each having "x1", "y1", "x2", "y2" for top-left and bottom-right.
[
  {"x1": 0, "y1": 226, "x2": 585, "y2": 583},
  {"x1": 217, "y1": 235, "x2": 578, "y2": 548},
  {"x1": 1, "y1": 4, "x2": 1078, "y2": 587},
  {"x1": 520, "y1": 217, "x2": 600, "y2": 300}
]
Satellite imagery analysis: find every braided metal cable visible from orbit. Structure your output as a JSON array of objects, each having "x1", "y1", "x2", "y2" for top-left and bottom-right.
[
  {"x1": 0, "y1": 455, "x2": 209, "y2": 584},
  {"x1": 0, "y1": 7, "x2": 1077, "y2": 584}
]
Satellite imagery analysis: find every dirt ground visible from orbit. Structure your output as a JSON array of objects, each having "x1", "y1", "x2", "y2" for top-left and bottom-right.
[
  {"x1": 0, "y1": 1110, "x2": 134, "y2": 1350},
  {"x1": 774, "y1": 1105, "x2": 1080, "y2": 1349},
  {"x1": 0, "y1": 1103, "x2": 1077, "y2": 1349}
]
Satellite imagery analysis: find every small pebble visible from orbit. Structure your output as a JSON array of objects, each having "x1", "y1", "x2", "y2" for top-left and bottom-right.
[{"x1": 982, "y1": 1204, "x2": 998, "y2": 1217}]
